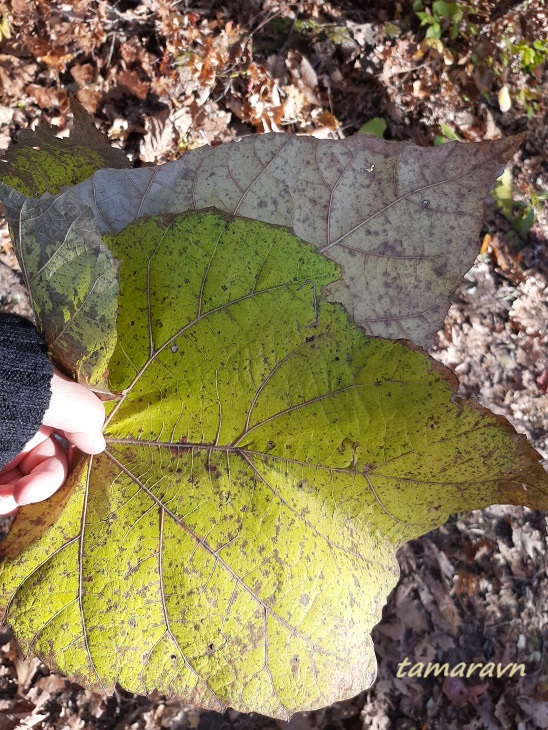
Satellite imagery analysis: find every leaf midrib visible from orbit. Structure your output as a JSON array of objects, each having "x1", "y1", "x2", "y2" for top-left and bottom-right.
[{"x1": 103, "y1": 439, "x2": 397, "y2": 565}]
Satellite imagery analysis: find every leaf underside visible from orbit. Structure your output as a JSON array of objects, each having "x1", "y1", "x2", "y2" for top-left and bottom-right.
[
  {"x1": 0, "y1": 191, "x2": 118, "y2": 390},
  {"x1": 0, "y1": 100, "x2": 128, "y2": 388},
  {"x1": 2, "y1": 212, "x2": 546, "y2": 719},
  {"x1": 65, "y1": 133, "x2": 523, "y2": 348},
  {"x1": 0, "y1": 132, "x2": 523, "y2": 387}
]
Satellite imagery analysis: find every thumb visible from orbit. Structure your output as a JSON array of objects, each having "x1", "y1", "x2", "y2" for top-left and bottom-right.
[{"x1": 42, "y1": 370, "x2": 106, "y2": 454}]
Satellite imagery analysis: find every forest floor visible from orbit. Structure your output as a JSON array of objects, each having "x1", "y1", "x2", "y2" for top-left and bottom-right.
[{"x1": 0, "y1": 0, "x2": 547, "y2": 728}]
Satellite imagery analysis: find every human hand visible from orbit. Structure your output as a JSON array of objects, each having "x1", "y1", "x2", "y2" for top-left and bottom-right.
[{"x1": 0, "y1": 369, "x2": 106, "y2": 515}]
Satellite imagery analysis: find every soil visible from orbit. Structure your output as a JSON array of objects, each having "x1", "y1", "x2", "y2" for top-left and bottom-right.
[{"x1": 0, "y1": 1, "x2": 547, "y2": 728}]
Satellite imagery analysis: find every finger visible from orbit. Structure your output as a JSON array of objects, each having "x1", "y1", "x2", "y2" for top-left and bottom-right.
[
  {"x1": 0, "y1": 466, "x2": 23, "y2": 486},
  {"x1": 13, "y1": 457, "x2": 68, "y2": 506},
  {"x1": 62, "y1": 429, "x2": 106, "y2": 455},
  {"x1": 13, "y1": 438, "x2": 68, "y2": 507},
  {"x1": 19, "y1": 434, "x2": 64, "y2": 474},
  {"x1": 0, "y1": 426, "x2": 53, "y2": 474},
  {"x1": 0, "y1": 498, "x2": 17, "y2": 515},
  {"x1": 43, "y1": 371, "x2": 106, "y2": 446},
  {"x1": 0, "y1": 484, "x2": 18, "y2": 516}
]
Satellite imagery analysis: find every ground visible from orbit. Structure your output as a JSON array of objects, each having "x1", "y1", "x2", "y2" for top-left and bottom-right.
[{"x1": 0, "y1": 1, "x2": 547, "y2": 728}]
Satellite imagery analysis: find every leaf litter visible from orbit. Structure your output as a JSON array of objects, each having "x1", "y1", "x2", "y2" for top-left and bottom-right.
[{"x1": 0, "y1": 0, "x2": 547, "y2": 727}]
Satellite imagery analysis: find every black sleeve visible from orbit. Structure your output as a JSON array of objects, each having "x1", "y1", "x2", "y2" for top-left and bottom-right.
[{"x1": 0, "y1": 313, "x2": 53, "y2": 471}]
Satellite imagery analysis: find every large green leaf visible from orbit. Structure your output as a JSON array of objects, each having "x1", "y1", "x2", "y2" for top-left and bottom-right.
[{"x1": 2, "y1": 212, "x2": 546, "y2": 718}]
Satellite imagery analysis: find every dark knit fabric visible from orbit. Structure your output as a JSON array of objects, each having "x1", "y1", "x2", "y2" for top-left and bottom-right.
[{"x1": 0, "y1": 313, "x2": 53, "y2": 471}]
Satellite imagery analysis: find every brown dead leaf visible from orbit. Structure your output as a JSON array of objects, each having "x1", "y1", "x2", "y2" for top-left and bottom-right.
[
  {"x1": 454, "y1": 568, "x2": 479, "y2": 598},
  {"x1": 119, "y1": 37, "x2": 157, "y2": 78},
  {"x1": 412, "y1": 80, "x2": 430, "y2": 99},
  {"x1": 152, "y1": 0, "x2": 187, "y2": 52},
  {"x1": 8, "y1": 0, "x2": 29, "y2": 18},
  {"x1": 186, "y1": 100, "x2": 233, "y2": 144},
  {"x1": 480, "y1": 232, "x2": 492, "y2": 255},
  {"x1": 314, "y1": 110, "x2": 339, "y2": 130},
  {"x1": 518, "y1": 697, "x2": 548, "y2": 728},
  {"x1": 297, "y1": 54, "x2": 318, "y2": 91},
  {"x1": 25, "y1": 84, "x2": 67, "y2": 111},
  {"x1": 13, "y1": 656, "x2": 43, "y2": 694},
  {"x1": 117, "y1": 69, "x2": 150, "y2": 101},
  {"x1": 70, "y1": 63, "x2": 95, "y2": 87},
  {"x1": 381, "y1": 39, "x2": 421, "y2": 81},
  {"x1": 376, "y1": 621, "x2": 405, "y2": 641},
  {"x1": 0, "y1": 698, "x2": 35, "y2": 714},
  {"x1": 37, "y1": 46, "x2": 73, "y2": 71},
  {"x1": 493, "y1": 245, "x2": 523, "y2": 280},
  {"x1": 120, "y1": 38, "x2": 142, "y2": 66},
  {"x1": 497, "y1": 541, "x2": 530, "y2": 578},
  {"x1": 171, "y1": 106, "x2": 193, "y2": 142},
  {"x1": 481, "y1": 232, "x2": 523, "y2": 282},
  {"x1": 287, "y1": 50, "x2": 321, "y2": 105},
  {"x1": 0, "y1": 105, "x2": 13, "y2": 152},
  {"x1": 0, "y1": 697, "x2": 36, "y2": 730},
  {"x1": 75, "y1": 88, "x2": 101, "y2": 115},
  {"x1": 443, "y1": 676, "x2": 488, "y2": 707},
  {"x1": 140, "y1": 109, "x2": 176, "y2": 163},
  {"x1": 150, "y1": 73, "x2": 180, "y2": 98},
  {"x1": 34, "y1": 673, "x2": 68, "y2": 694},
  {"x1": 0, "y1": 54, "x2": 38, "y2": 95},
  {"x1": 536, "y1": 370, "x2": 548, "y2": 393}
]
